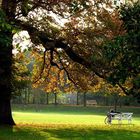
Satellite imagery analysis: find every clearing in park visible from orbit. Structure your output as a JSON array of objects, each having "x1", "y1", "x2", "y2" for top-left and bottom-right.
[{"x1": 0, "y1": 105, "x2": 140, "y2": 140}]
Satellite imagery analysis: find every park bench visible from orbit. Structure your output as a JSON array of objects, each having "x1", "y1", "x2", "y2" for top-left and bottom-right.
[
  {"x1": 86, "y1": 100, "x2": 97, "y2": 106},
  {"x1": 105, "y1": 112, "x2": 133, "y2": 124}
]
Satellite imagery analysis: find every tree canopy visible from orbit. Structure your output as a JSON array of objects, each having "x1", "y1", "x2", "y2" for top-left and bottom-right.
[
  {"x1": 0, "y1": 0, "x2": 140, "y2": 125},
  {"x1": 102, "y1": 2, "x2": 140, "y2": 101},
  {"x1": 1, "y1": 0, "x2": 140, "y2": 99}
]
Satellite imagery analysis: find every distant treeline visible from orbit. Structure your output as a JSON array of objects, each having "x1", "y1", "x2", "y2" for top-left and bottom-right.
[{"x1": 12, "y1": 87, "x2": 140, "y2": 107}]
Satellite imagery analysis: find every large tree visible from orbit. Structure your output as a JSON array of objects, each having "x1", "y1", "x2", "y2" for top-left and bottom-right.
[
  {"x1": 0, "y1": 3, "x2": 15, "y2": 125},
  {"x1": 0, "y1": 0, "x2": 139, "y2": 126}
]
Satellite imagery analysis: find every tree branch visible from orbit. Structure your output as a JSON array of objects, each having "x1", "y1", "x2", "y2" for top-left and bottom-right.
[
  {"x1": 117, "y1": 83, "x2": 129, "y2": 95},
  {"x1": 15, "y1": 20, "x2": 106, "y2": 80}
]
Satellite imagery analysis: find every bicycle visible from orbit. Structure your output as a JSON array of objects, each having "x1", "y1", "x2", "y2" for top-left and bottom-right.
[{"x1": 104, "y1": 112, "x2": 112, "y2": 124}]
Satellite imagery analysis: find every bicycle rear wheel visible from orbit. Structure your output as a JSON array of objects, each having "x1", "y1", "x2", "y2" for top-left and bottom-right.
[{"x1": 104, "y1": 117, "x2": 111, "y2": 124}]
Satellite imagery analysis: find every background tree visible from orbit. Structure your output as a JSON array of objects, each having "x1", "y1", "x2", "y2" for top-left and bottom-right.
[{"x1": 102, "y1": 2, "x2": 140, "y2": 101}]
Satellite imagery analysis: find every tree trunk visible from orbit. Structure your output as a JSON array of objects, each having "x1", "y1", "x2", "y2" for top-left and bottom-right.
[
  {"x1": 76, "y1": 92, "x2": 79, "y2": 105},
  {"x1": 114, "y1": 96, "x2": 119, "y2": 112},
  {"x1": 114, "y1": 101, "x2": 117, "y2": 112},
  {"x1": 46, "y1": 93, "x2": 49, "y2": 105},
  {"x1": 83, "y1": 92, "x2": 86, "y2": 107},
  {"x1": 0, "y1": 0, "x2": 17, "y2": 126},
  {"x1": 27, "y1": 88, "x2": 30, "y2": 104},
  {"x1": 0, "y1": 35, "x2": 15, "y2": 125},
  {"x1": 54, "y1": 93, "x2": 57, "y2": 105},
  {"x1": 0, "y1": 99, "x2": 15, "y2": 125}
]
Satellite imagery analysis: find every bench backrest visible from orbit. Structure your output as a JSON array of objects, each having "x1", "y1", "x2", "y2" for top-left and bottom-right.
[
  {"x1": 110, "y1": 112, "x2": 133, "y2": 120},
  {"x1": 86, "y1": 100, "x2": 97, "y2": 105}
]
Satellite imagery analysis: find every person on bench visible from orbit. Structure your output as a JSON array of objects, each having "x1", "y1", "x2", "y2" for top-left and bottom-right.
[{"x1": 108, "y1": 109, "x2": 121, "y2": 123}]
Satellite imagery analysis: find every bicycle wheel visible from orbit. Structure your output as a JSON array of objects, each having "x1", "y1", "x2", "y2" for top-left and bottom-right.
[{"x1": 104, "y1": 117, "x2": 111, "y2": 124}]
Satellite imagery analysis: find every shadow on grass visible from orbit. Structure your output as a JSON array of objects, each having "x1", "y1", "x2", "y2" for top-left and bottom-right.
[
  {"x1": 42, "y1": 126, "x2": 140, "y2": 140},
  {"x1": 0, "y1": 124, "x2": 140, "y2": 140},
  {"x1": 0, "y1": 126, "x2": 46, "y2": 140}
]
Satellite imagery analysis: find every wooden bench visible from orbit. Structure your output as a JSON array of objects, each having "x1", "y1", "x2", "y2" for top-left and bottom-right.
[
  {"x1": 110, "y1": 112, "x2": 133, "y2": 124},
  {"x1": 86, "y1": 100, "x2": 97, "y2": 106}
]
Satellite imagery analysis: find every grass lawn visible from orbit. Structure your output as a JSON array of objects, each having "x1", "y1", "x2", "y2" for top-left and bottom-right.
[
  {"x1": 1, "y1": 124, "x2": 140, "y2": 140},
  {"x1": 0, "y1": 105, "x2": 140, "y2": 140}
]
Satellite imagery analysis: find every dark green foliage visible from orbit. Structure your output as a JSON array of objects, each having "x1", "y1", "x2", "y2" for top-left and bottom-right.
[
  {"x1": 120, "y1": 3, "x2": 140, "y2": 52},
  {"x1": 103, "y1": 3, "x2": 140, "y2": 99},
  {"x1": 21, "y1": 0, "x2": 31, "y2": 16},
  {"x1": 120, "y1": 3, "x2": 140, "y2": 33},
  {"x1": 0, "y1": 10, "x2": 12, "y2": 46}
]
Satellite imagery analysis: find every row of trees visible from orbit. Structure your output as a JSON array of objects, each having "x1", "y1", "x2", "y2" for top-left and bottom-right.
[
  {"x1": 0, "y1": 0, "x2": 140, "y2": 126},
  {"x1": 12, "y1": 88, "x2": 139, "y2": 107}
]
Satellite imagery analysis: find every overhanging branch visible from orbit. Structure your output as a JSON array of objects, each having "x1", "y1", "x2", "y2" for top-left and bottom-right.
[{"x1": 15, "y1": 20, "x2": 106, "y2": 80}]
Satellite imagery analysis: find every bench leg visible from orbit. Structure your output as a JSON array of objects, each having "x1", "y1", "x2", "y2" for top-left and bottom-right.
[{"x1": 128, "y1": 119, "x2": 132, "y2": 124}]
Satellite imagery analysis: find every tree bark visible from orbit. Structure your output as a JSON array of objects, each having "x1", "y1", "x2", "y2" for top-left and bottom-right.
[
  {"x1": 0, "y1": 36, "x2": 15, "y2": 126},
  {"x1": 114, "y1": 98, "x2": 118, "y2": 112},
  {"x1": 46, "y1": 93, "x2": 49, "y2": 105},
  {"x1": 54, "y1": 93, "x2": 57, "y2": 105},
  {"x1": 113, "y1": 94, "x2": 119, "y2": 112},
  {"x1": 83, "y1": 92, "x2": 87, "y2": 107},
  {"x1": 0, "y1": 0, "x2": 17, "y2": 126},
  {"x1": 76, "y1": 92, "x2": 79, "y2": 105},
  {"x1": 0, "y1": 99, "x2": 15, "y2": 125}
]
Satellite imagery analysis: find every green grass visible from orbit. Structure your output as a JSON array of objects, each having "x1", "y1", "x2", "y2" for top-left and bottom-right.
[
  {"x1": 1, "y1": 105, "x2": 140, "y2": 140},
  {"x1": 12, "y1": 104, "x2": 140, "y2": 125},
  {"x1": 1, "y1": 124, "x2": 140, "y2": 140}
]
